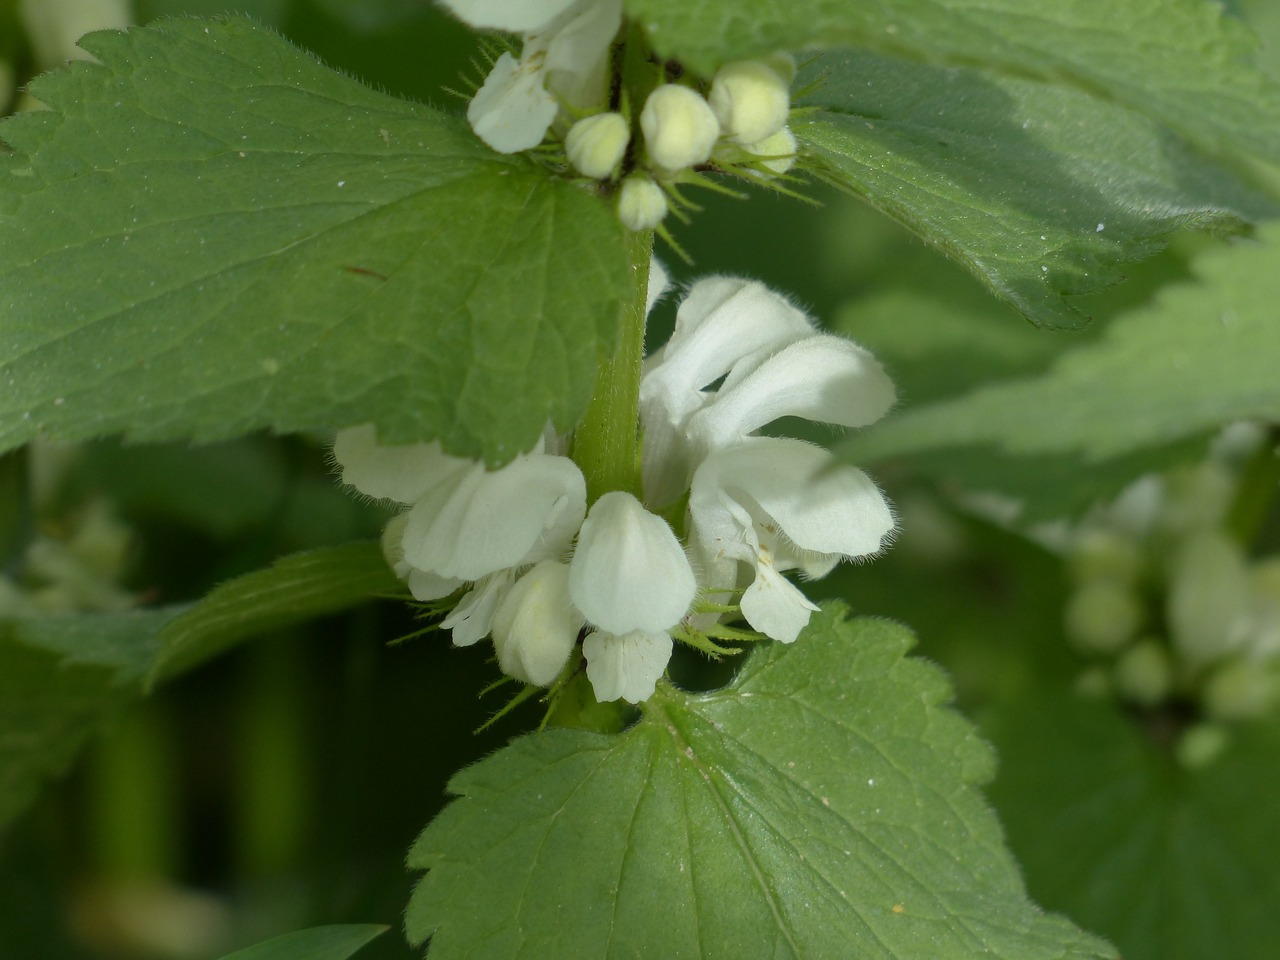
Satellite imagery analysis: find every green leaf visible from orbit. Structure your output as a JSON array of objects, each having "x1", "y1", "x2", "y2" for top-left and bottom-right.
[
  {"x1": 149, "y1": 541, "x2": 402, "y2": 685},
  {"x1": 625, "y1": 0, "x2": 1280, "y2": 161},
  {"x1": 0, "y1": 17, "x2": 630, "y2": 464},
  {"x1": 218, "y1": 925, "x2": 387, "y2": 960},
  {"x1": 406, "y1": 606, "x2": 1114, "y2": 960},
  {"x1": 845, "y1": 222, "x2": 1280, "y2": 470},
  {"x1": 0, "y1": 608, "x2": 180, "y2": 830},
  {"x1": 795, "y1": 49, "x2": 1273, "y2": 328},
  {"x1": 985, "y1": 689, "x2": 1280, "y2": 960}
]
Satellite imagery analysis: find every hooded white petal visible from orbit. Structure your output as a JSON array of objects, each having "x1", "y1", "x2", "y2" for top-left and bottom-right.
[
  {"x1": 639, "y1": 277, "x2": 813, "y2": 506},
  {"x1": 740, "y1": 562, "x2": 818, "y2": 643},
  {"x1": 689, "y1": 438, "x2": 894, "y2": 642},
  {"x1": 401, "y1": 453, "x2": 586, "y2": 582},
  {"x1": 569, "y1": 491, "x2": 695, "y2": 634},
  {"x1": 442, "y1": 570, "x2": 515, "y2": 647},
  {"x1": 436, "y1": 0, "x2": 580, "y2": 32},
  {"x1": 691, "y1": 438, "x2": 894, "y2": 560},
  {"x1": 491, "y1": 560, "x2": 582, "y2": 686},
  {"x1": 333, "y1": 425, "x2": 466, "y2": 504},
  {"x1": 583, "y1": 629, "x2": 673, "y2": 703},
  {"x1": 467, "y1": 51, "x2": 560, "y2": 153},
  {"x1": 687, "y1": 335, "x2": 896, "y2": 452},
  {"x1": 542, "y1": 0, "x2": 622, "y2": 108}
]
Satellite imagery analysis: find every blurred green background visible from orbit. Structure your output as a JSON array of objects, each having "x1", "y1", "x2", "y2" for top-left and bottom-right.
[{"x1": 3, "y1": 1, "x2": 1280, "y2": 958}]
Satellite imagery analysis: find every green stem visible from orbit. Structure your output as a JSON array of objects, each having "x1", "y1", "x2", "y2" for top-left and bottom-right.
[{"x1": 570, "y1": 229, "x2": 653, "y2": 503}]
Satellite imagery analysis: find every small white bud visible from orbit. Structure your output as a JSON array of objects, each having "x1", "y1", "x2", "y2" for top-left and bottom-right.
[
  {"x1": 617, "y1": 174, "x2": 667, "y2": 231},
  {"x1": 741, "y1": 125, "x2": 797, "y2": 176},
  {"x1": 708, "y1": 60, "x2": 790, "y2": 145},
  {"x1": 639, "y1": 84, "x2": 720, "y2": 171},
  {"x1": 565, "y1": 112, "x2": 630, "y2": 179},
  {"x1": 1064, "y1": 577, "x2": 1144, "y2": 655}
]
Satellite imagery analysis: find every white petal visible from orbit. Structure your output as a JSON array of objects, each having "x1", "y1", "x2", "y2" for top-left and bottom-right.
[
  {"x1": 569, "y1": 491, "x2": 695, "y2": 634},
  {"x1": 333, "y1": 424, "x2": 465, "y2": 504},
  {"x1": 491, "y1": 561, "x2": 582, "y2": 686},
  {"x1": 740, "y1": 562, "x2": 818, "y2": 643},
  {"x1": 583, "y1": 630, "x2": 673, "y2": 703},
  {"x1": 689, "y1": 335, "x2": 896, "y2": 448},
  {"x1": 402, "y1": 453, "x2": 586, "y2": 581},
  {"x1": 691, "y1": 438, "x2": 894, "y2": 560},
  {"x1": 443, "y1": 570, "x2": 514, "y2": 647},
  {"x1": 543, "y1": 0, "x2": 622, "y2": 108},
  {"x1": 639, "y1": 278, "x2": 812, "y2": 505},
  {"x1": 468, "y1": 52, "x2": 559, "y2": 153},
  {"x1": 645, "y1": 258, "x2": 670, "y2": 316},
  {"x1": 408, "y1": 567, "x2": 464, "y2": 602},
  {"x1": 436, "y1": 0, "x2": 580, "y2": 32}
]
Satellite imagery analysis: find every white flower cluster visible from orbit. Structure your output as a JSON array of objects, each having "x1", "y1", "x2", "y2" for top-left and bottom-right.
[
  {"x1": 333, "y1": 265, "x2": 896, "y2": 704},
  {"x1": 438, "y1": 0, "x2": 798, "y2": 231},
  {"x1": 1063, "y1": 424, "x2": 1280, "y2": 763}
]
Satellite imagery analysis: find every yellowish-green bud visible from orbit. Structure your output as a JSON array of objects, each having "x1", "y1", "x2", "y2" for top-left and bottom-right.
[
  {"x1": 709, "y1": 60, "x2": 791, "y2": 145},
  {"x1": 1167, "y1": 528, "x2": 1253, "y2": 667},
  {"x1": 1176, "y1": 722, "x2": 1229, "y2": 770},
  {"x1": 565, "y1": 112, "x2": 630, "y2": 180},
  {"x1": 742, "y1": 126, "x2": 797, "y2": 177},
  {"x1": 1064, "y1": 577, "x2": 1144, "y2": 655},
  {"x1": 1113, "y1": 638, "x2": 1172, "y2": 707},
  {"x1": 617, "y1": 174, "x2": 667, "y2": 231},
  {"x1": 639, "y1": 84, "x2": 720, "y2": 171},
  {"x1": 1203, "y1": 657, "x2": 1278, "y2": 721},
  {"x1": 1068, "y1": 528, "x2": 1144, "y2": 585}
]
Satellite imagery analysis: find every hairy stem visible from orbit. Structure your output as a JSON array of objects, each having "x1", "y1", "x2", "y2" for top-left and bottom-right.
[{"x1": 570, "y1": 229, "x2": 653, "y2": 503}]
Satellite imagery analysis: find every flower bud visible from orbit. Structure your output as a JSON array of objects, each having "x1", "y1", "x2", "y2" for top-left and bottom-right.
[
  {"x1": 1167, "y1": 528, "x2": 1253, "y2": 666},
  {"x1": 617, "y1": 174, "x2": 667, "y2": 231},
  {"x1": 709, "y1": 60, "x2": 791, "y2": 145},
  {"x1": 1176, "y1": 722, "x2": 1229, "y2": 770},
  {"x1": 1113, "y1": 639, "x2": 1172, "y2": 707},
  {"x1": 640, "y1": 84, "x2": 720, "y2": 171},
  {"x1": 566, "y1": 112, "x2": 630, "y2": 179},
  {"x1": 741, "y1": 126, "x2": 797, "y2": 176},
  {"x1": 1202, "y1": 657, "x2": 1278, "y2": 721},
  {"x1": 1063, "y1": 577, "x2": 1144, "y2": 655},
  {"x1": 1068, "y1": 528, "x2": 1144, "y2": 585}
]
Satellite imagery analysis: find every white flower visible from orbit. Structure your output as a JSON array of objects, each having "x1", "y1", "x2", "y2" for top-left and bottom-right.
[
  {"x1": 491, "y1": 560, "x2": 583, "y2": 685},
  {"x1": 460, "y1": 0, "x2": 623, "y2": 153},
  {"x1": 640, "y1": 84, "x2": 721, "y2": 171},
  {"x1": 400, "y1": 450, "x2": 586, "y2": 582},
  {"x1": 688, "y1": 437, "x2": 894, "y2": 642},
  {"x1": 583, "y1": 629, "x2": 673, "y2": 703},
  {"x1": 639, "y1": 276, "x2": 814, "y2": 506},
  {"x1": 708, "y1": 60, "x2": 791, "y2": 145},
  {"x1": 569, "y1": 491, "x2": 696, "y2": 635}
]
